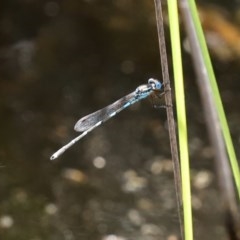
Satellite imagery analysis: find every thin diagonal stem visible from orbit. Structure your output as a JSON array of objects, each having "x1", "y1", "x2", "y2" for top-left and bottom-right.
[
  {"x1": 180, "y1": 0, "x2": 240, "y2": 238},
  {"x1": 154, "y1": 0, "x2": 183, "y2": 238}
]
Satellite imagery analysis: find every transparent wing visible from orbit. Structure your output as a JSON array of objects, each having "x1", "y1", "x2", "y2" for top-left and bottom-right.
[{"x1": 74, "y1": 91, "x2": 137, "y2": 132}]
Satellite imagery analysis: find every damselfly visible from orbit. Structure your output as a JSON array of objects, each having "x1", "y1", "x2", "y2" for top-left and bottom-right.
[{"x1": 50, "y1": 78, "x2": 163, "y2": 160}]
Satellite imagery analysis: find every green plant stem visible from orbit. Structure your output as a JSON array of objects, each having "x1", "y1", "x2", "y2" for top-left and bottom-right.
[{"x1": 168, "y1": 0, "x2": 193, "y2": 239}]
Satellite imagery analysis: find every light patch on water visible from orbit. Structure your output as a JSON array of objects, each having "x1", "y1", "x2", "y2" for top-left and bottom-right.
[
  {"x1": 93, "y1": 156, "x2": 106, "y2": 169},
  {"x1": 0, "y1": 215, "x2": 14, "y2": 228}
]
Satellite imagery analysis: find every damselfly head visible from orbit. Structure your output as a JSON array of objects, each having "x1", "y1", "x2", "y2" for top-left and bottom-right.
[{"x1": 148, "y1": 78, "x2": 162, "y2": 90}]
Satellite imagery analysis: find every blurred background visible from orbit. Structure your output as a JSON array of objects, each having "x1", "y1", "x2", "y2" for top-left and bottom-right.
[{"x1": 0, "y1": 0, "x2": 240, "y2": 239}]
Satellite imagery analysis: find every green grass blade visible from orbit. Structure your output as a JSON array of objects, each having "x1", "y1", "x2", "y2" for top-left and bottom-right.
[
  {"x1": 168, "y1": 0, "x2": 193, "y2": 239},
  {"x1": 188, "y1": 0, "x2": 240, "y2": 200}
]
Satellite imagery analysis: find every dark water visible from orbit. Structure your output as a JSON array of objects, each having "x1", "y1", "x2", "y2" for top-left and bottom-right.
[{"x1": 0, "y1": 1, "x2": 239, "y2": 240}]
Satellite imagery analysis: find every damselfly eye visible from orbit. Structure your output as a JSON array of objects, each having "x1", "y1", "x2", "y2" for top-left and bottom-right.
[{"x1": 148, "y1": 78, "x2": 162, "y2": 90}]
